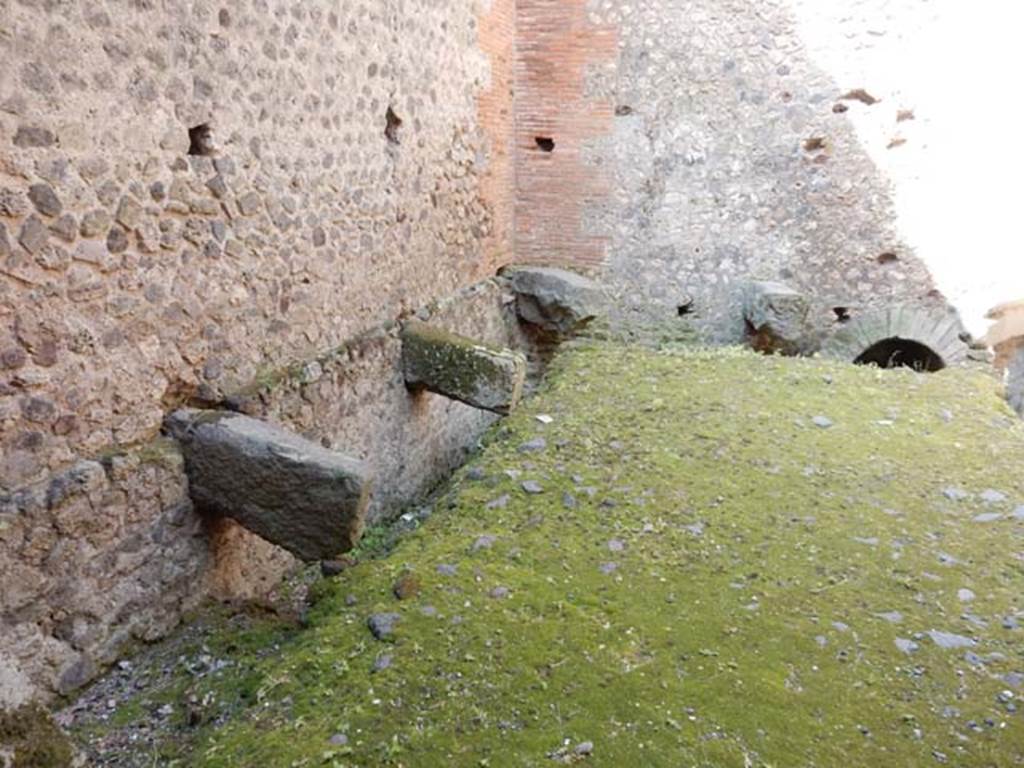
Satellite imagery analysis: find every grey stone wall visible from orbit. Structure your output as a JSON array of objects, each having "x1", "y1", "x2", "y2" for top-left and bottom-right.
[{"x1": 582, "y1": 0, "x2": 951, "y2": 342}]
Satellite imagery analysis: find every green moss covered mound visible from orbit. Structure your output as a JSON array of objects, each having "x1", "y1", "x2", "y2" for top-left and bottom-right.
[
  {"x1": 77, "y1": 344, "x2": 1024, "y2": 766},
  {"x1": 1, "y1": 704, "x2": 73, "y2": 767}
]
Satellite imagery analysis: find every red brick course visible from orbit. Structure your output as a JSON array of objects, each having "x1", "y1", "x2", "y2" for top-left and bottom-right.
[
  {"x1": 478, "y1": 0, "x2": 518, "y2": 274},
  {"x1": 514, "y1": 0, "x2": 618, "y2": 268}
]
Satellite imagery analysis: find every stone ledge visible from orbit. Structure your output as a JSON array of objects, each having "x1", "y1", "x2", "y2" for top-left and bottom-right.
[
  {"x1": 166, "y1": 410, "x2": 373, "y2": 562},
  {"x1": 742, "y1": 280, "x2": 815, "y2": 356},
  {"x1": 502, "y1": 265, "x2": 607, "y2": 335},
  {"x1": 400, "y1": 321, "x2": 526, "y2": 415}
]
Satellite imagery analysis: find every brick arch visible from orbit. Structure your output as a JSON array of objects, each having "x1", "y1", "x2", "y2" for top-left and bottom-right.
[{"x1": 822, "y1": 307, "x2": 968, "y2": 369}]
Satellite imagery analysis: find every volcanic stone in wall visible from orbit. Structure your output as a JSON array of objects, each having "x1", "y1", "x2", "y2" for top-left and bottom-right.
[
  {"x1": 742, "y1": 281, "x2": 815, "y2": 356},
  {"x1": 503, "y1": 266, "x2": 607, "y2": 335},
  {"x1": 1008, "y1": 348, "x2": 1024, "y2": 417},
  {"x1": 400, "y1": 321, "x2": 526, "y2": 415},
  {"x1": 166, "y1": 410, "x2": 372, "y2": 561}
]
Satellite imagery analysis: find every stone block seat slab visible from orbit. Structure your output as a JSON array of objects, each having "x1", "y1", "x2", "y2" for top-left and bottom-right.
[
  {"x1": 166, "y1": 409, "x2": 372, "y2": 561},
  {"x1": 400, "y1": 321, "x2": 526, "y2": 415},
  {"x1": 502, "y1": 265, "x2": 607, "y2": 335},
  {"x1": 742, "y1": 280, "x2": 813, "y2": 356}
]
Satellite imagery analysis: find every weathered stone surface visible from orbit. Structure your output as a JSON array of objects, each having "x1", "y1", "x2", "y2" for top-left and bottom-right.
[
  {"x1": 18, "y1": 215, "x2": 49, "y2": 254},
  {"x1": 1008, "y1": 347, "x2": 1024, "y2": 417},
  {"x1": 368, "y1": 612, "x2": 400, "y2": 641},
  {"x1": 27, "y1": 184, "x2": 62, "y2": 218},
  {"x1": 401, "y1": 321, "x2": 526, "y2": 414},
  {"x1": 0, "y1": 0, "x2": 519, "y2": 706},
  {"x1": 504, "y1": 266, "x2": 606, "y2": 334},
  {"x1": 13, "y1": 125, "x2": 56, "y2": 148},
  {"x1": 166, "y1": 409, "x2": 373, "y2": 561},
  {"x1": 742, "y1": 281, "x2": 814, "y2": 356},
  {"x1": 821, "y1": 306, "x2": 968, "y2": 369}
]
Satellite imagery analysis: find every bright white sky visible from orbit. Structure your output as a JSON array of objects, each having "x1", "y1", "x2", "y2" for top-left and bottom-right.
[{"x1": 790, "y1": 0, "x2": 1024, "y2": 337}]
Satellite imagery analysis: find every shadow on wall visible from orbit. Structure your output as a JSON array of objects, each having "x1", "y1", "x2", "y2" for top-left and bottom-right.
[{"x1": 573, "y1": 0, "x2": 961, "y2": 345}]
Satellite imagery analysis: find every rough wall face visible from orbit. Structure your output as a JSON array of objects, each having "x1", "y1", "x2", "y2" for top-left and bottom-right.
[
  {"x1": 234, "y1": 279, "x2": 530, "y2": 522},
  {"x1": 515, "y1": 0, "x2": 949, "y2": 342},
  {"x1": 0, "y1": 0, "x2": 512, "y2": 491},
  {"x1": 1, "y1": 279, "x2": 529, "y2": 705},
  {"x1": 0, "y1": 0, "x2": 519, "y2": 704},
  {"x1": 0, "y1": 444, "x2": 208, "y2": 708}
]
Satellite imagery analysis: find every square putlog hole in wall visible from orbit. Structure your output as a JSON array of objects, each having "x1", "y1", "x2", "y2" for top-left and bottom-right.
[
  {"x1": 188, "y1": 124, "x2": 215, "y2": 156},
  {"x1": 535, "y1": 137, "x2": 555, "y2": 153}
]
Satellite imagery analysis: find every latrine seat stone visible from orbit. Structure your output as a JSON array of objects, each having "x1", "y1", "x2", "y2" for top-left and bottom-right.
[
  {"x1": 400, "y1": 321, "x2": 526, "y2": 415},
  {"x1": 742, "y1": 280, "x2": 815, "y2": 356},
  {"x1": 503, "y1": 265, "x2": 606, "y2": 335},
  {"x1": 166, "y1": 410, "x2": 372, "y2": 562}
]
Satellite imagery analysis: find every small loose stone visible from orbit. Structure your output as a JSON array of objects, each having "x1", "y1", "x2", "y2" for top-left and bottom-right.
[
  {"x1": 518, "y1": 437, "x2": 547, "y2": 453},
  {"x1": 943, "y1": 487, "x2": 969, "y2": 502},
  {"x1": 927, "y1": 630, "x2": 976, "y2": 649},
  {"x1": 393, "y1": 573, "x2": 420, "y2": 601},
  {"x1": 471, "y1": 535, "x2": 497, "y2": 552},
  {"x1": 367, "y1": 613, "x2": 400, "y2": 641},
  {"x1": 980, "y1": 489, "x2": 1007, "y2": 504},
  {"x1": 486, "y1": 494, "x2": 510, "y2": 510},
  {"x1": 895, "y1": 637, "x2": 919, "y2": 654},
  {"x1": 972, "y1": 513, "x2": 1001, "y2": 523}
]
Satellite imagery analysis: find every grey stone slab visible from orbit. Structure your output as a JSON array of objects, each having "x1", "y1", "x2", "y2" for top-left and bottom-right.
[
  {"x1": 166, "y1": 409, "x2": 372, "y2": 561},
  {"x1": 400, "y1": 321, "x2": 525, "y2": 415},
  {"x1": 503, "y1": 266, "x2": 606, "y2": 335},
  {"x1": 742, "y1": 280, "x2": 814, "y2": 355}
]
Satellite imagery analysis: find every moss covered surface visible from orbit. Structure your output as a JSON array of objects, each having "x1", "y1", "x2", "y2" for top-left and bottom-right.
[
  {"x1": 74, "y1": 344, "x2": 1024, "y2": 766},
  {"x1": 400, "y1": 321, "x2": 526, "y2": 415},
  {"x1": 1, "y1": 704, "x2": 73, "y2": 767}
]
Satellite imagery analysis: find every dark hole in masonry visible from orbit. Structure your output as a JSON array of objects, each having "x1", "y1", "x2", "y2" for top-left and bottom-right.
[
  {"x1": 877, "y1": 252, "x2": 900, "y2": 265},
  {"x1": 833, "y1": 307, "x2": 852, "y2": 323},
  {"x1": 677, "y1": 300, "x2": 695, "y2": 317},
  {"x1": 803, "y1": 136, "x2": 826, "y2": 152},
  {"x1": 615, "y1": 105, "x2": 634, "y2": 116},
  {"x1": 187, "y1": 124, "x2": 215, "y2": 156},
  {"x1": 854, "y1": 337, "x2": 945, "y2": 372},
  {"x1": 385, "y1": 107, "x2": 403, "y2": 145},
  {"x1": 535, "y1": 137, "x2": 555, "y2": 153}
]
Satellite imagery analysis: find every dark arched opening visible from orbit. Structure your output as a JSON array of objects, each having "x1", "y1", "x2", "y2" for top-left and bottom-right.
[{"x1": 854, "y1": 337, "x2": 945, "y2": 372}]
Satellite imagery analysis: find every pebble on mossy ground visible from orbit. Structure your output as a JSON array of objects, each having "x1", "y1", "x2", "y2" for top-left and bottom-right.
[{"x1": 66, "y1": 343, "x2": 1024, "y2": 767}]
